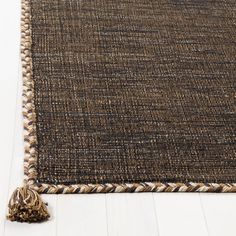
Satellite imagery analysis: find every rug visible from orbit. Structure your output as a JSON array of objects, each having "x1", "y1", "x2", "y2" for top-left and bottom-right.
[
  {"x1": 24, "y1": 0, "x2": 236, "y2": 192},
  {"x1": 8, "y1": 0, "x2": 236, "y2": 223}
]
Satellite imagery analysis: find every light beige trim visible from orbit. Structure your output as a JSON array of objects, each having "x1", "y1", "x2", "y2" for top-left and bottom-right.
[{"x1": 22, "y1": 0, "x2": 236, "y2": 193}]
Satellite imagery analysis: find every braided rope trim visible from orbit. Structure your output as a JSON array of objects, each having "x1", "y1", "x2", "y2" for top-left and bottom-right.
[
  {"x1": 31, "y1": 182, "x2": 236, "y2": 193},
  {"x1": 22, "y1": 0, "x2": 38, "y2": 187},
  {"x1": 21, "y1": 0, "x2": 236, "y2": 194}
]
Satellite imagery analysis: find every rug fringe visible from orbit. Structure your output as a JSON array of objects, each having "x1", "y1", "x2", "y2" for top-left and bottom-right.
[{"x1": 7, "y1": 186, "x2": 50, "y2": 223}]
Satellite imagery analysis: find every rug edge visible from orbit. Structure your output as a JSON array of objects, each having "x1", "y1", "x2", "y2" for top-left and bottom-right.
[{"x1": 22, "y1": 0, "x2": 236, "y2": 193}]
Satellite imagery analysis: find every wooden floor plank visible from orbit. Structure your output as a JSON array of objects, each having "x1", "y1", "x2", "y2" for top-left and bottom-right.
[
  {"x1": 153, "y1": 193, "x2": 209, "y2": 236},
  {"x1": 106, "y1": 193, "x2": 159, "y2": 236},
  {"x1": 57, "y1": 194, "x2": 108, "y2": 236},
  {"x1": 0, "y1": 78, "x2": 19, "y2": 235},
  {"x1": 200, "y1": 193, "x2": 236, "y2": 236},
  {"x1": 0, "y1": 0, "x2": 21, "y2": 234}
]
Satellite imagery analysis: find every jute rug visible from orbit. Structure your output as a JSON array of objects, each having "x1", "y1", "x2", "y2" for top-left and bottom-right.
[{"x1": 8, "y1": 0, "x2": 236, "y2": 222}]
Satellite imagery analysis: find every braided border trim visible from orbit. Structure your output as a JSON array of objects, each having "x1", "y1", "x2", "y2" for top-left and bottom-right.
[
  {"x1": 22, "y1": 0, "x2": 38, "y2": 186},
  {"x1": 22, "y1": 0, "x2": 236, "y2": 193},
  {"x1": 32, "y1": 182, "x2": 236, "y2": 193}
]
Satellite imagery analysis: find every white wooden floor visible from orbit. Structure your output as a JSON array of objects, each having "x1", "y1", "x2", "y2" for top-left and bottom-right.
[{"x1": 0, "y1": 1, "x2": 236, "y2": 236}]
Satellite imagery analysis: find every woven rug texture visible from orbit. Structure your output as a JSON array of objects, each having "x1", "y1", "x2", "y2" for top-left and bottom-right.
[{"x1": 22, "y1": 0, "x2": 236, "y2": 192}]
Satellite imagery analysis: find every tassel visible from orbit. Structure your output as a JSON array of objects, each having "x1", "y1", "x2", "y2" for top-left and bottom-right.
[{"x1": 7, "y1": 186, "x2": 50, "y2": 223}]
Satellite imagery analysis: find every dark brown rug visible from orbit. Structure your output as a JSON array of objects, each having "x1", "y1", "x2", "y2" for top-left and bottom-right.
[{"x1": 23, "y1": 0, "x2": 236, "y2": 193}]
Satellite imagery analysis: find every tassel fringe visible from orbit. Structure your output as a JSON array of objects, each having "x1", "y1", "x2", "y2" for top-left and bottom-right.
[{"x1": 7, "y1": 186, "x2": 50, "y2": 223}]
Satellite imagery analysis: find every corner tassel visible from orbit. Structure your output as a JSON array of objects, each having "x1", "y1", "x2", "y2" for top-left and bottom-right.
[{"x1": 7, "y1": 186, "x2": 50, "y2": 223}]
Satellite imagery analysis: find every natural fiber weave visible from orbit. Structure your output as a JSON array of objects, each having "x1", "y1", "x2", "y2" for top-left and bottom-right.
[{"x1": 22, "y1": 0, "x2": 236, "y2": 193}]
